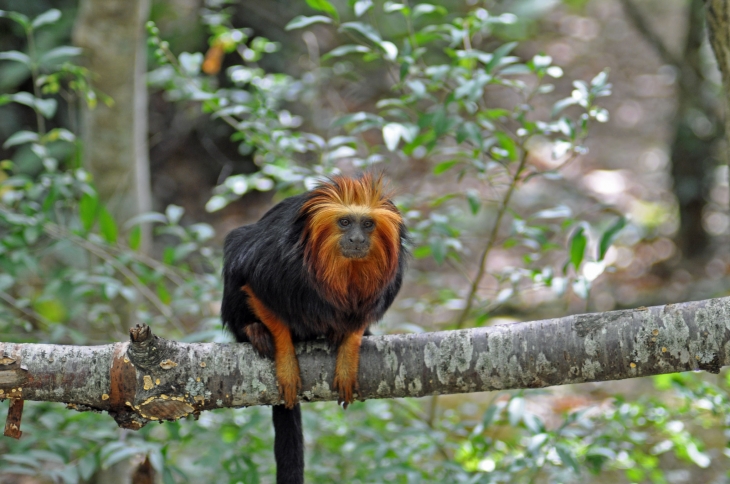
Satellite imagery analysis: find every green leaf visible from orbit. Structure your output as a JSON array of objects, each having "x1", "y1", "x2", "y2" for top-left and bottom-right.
[
  {"x1": 383, "y1": 2, "x2": 408, "y2": 13},
  {"x1": 523, "y1": 412, "x2": 544, "y2": 433},
  {"x1": 162, "y1": 247, "x2": 175, "y2": 264},
  {"x1": 533, "y1": 205, "x2": 571, "y2": 219},
  {"x1": 128, "y1": 225, "x2": 142, "y2": 250},
  {"x1": 33, "y1": 297, "x2": 66, "y2": 322},
  {"x1": 7, "y1": 91, "x2": 34, "y2": 109},
  {"x1": 432, "y1": 107, "x2": 447, "y2": 136},
  {"x1": 485, "y1": 41, "x2": 518, "y2": 73},
  {"x1": 0, "y1": 10, "x2": 30, "y2": 29},
  {"x1": 430, "y1": 193, "x2": 457, "y2": 207},
  {"x1": 0, "y1": 50, "x2": 31, "y2": 66},
  {"x1": 507, "y1": 396, "x2": 525, "y2": 426},
  {"x1": 430, "y1": 238, "x2": 446, "y2": 264},
  {"x1": 339, "y1": 22, "x2": 382, "y2": 44},
  {"x1": 35, "y1": 97, "x2": 58, "y2": 118},
  {"x1": 165, "y1": 204, "x2": 184, "y2": 224},
  {"x1": 413, "y1": 4, "x2": 446, "y2": 17},
  {"x1": 382, "y1": 123, "x2": 404, "y2": 151},
  {"x1": 597, "y1": 216, "x2": 626, "y2": 261},
  {"x1": 552, "y1": 97, "x2": 578, "y2": 117},
  {"x1": 99, "y1": 206, "x2": 118, "y2": 243},
  {"x1": 157, "y1": 282, "x2": 171, "y2": 305},
  {"x1": 378, "y1": 41, "x2": 398, "y2": 61},
  {"x1": 482, "y1": 404, "x2": 500, "y2": 427},
  {"x1": 457, "y1": 121, "x2": 482, "y2": 145},
  {"x1": 23, "y1": 226, "x2": 39, "y2": 244},
  {"x1": 40, "y1": 46, "x2": 82, "y2": 64},
  {"x1": 412, "y1": 245, "x2": 431, "y2": 259},
  {"x1": 331, "y1": 111, "x2": 384, "y2": 128},
  {"x1": 124, "y1": 212, "x2": 168, "y2": 227},
  {"x1": 433, "y1": 160, "x2": 458, "y2": 175},
  {"x1": 173, "y1": 242, "x2": 197, "y2": 261},
  {"x1": 3, "y1": 130, "x2": 38, "y2": 149},
  {"x1": 323, "y1": 44, "x2": 370, "y2": 59},
  {"x1": 494, "y1": 131, "x2": 517, "y2": 161},
  {"x1": 78, "y1": 192, "x2": 98, "y2": 232},
  {"x1": 400, "y1": 60, "x2": 410, "y2": 80},
  {"x1": 78, "y1": 453, "x2": 97, "y2": 481},
  {"x1": 684, "y1": 441, "x2": 711, "y2": 468},
  {"x1": 591, "y1": 70, "x2": 608, "y2": 88},
  {"x1": 0, "y1": 274, "x2": 14, "y2": 291},
  {"x1": 466, "y1": 190, "x2": 480, "y2": 215},
  {"x1": 354, "y1": 0, "x2": 373, "y2": 17},
  {"x1": 31, "y1": 9, "x2": 61, "y2": 29},
  {"x1": 556, "y1": 444, "x2": 580, "y2": 473},
  {"x1": 101, "y1": 446, "x2": 143, "y2": 469},
  {"x1": 43, "y1": 128, "x2": 75, "y2": 143},
  {"x1": 572, "y1": 276, "x2": 590, "y2": 299},
  {"x1": 284, "y1": 15, "x2": 333, "y2": 31},
  {"x1": 569, "y1": 226, "x2": 587, "y2": 270},
  {"x1": 305, "y1": 0, "x2": 339, "y2": 21}
]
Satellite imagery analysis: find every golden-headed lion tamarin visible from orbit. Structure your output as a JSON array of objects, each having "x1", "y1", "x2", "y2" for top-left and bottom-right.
[{"x1": 222, "y1": 174, "x2": 408, "y2": 483}]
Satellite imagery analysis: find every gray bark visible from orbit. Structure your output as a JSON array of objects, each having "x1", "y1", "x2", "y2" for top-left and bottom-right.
[
  {"x1": 72, "y1": 0, "x2": 152, "y2": 229},
  {"x1": 2, "y1": 296, "x2": 730, "y2": 430}
]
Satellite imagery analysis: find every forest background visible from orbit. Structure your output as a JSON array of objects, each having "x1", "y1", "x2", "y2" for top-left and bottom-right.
[{"x1": 1, "y1": 0, "x2": 730, "y2": 483}]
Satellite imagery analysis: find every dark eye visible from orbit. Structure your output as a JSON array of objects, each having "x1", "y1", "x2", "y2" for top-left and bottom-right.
[
  {"x1": 339, "y1": 218, "x2": 350, "y2": 227},
  {"x1": 362, "y1": 220, "x2": 373, "y2": 229}
]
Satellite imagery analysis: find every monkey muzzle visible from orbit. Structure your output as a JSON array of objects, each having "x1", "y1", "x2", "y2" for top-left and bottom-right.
[{"x1": 340, "y1": 230, "x2": 371, "y2": 259}]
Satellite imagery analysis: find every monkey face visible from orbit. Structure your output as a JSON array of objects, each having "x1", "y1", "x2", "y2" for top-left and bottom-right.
[{"x1": 337, "y1": 214, "x2": 375, "y2": 259}]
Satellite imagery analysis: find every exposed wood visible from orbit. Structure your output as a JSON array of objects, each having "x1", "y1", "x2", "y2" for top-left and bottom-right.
[{"x1": 3, "y1": 399, "x2": 24, "y2": 439}]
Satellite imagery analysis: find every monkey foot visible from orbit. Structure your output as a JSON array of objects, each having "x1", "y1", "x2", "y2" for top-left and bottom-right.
[
  {"x1": 333, "y1": 375, "x2": 359, "y2": 409},
  {"x1": 278, "y1": 376, "x2": 301, "y2": 409}
]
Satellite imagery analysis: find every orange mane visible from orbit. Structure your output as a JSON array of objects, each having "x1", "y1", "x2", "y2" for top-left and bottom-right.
[{"x1": 301, "y1": 174, "x2": 404, "y2": 311}]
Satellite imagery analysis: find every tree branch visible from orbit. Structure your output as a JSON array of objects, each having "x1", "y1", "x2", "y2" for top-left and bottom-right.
[{"x1": 2, "y1": 296, "x2": 729, "y2": 432}]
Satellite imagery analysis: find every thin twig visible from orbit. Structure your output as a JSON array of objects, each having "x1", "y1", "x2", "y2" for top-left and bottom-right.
[
  {"x1": 454, "y1": 151, "x2": 529, "y2": 329},
  {"x1": 0, "y1": 290, "x2": 51, "y2": 330}
]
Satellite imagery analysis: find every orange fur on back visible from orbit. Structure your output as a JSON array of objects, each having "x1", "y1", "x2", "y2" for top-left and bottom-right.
[{"x1": 301, "y1": 174, "x2": 403, "y2": 311}]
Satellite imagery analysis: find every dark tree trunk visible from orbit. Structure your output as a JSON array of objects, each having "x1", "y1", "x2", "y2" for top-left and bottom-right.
[
  {"x1": 621, "y1": 0, "x2": 720, "y2": 259},
  {"x1": 670, "y1": 0, "x2": 717, "y2": 258}
]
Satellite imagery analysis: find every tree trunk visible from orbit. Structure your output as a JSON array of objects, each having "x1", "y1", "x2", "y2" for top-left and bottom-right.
[
  {"x1": 670, "y1": 0, "x2": 716, "y2": 258},
  {"x1": 72, "y1": 0, "x2": 152, "y2": 232},
  {"x1": 621, "y1": 0, "x2": 719, "y2": 258},
  {"x1": 707, "y1": 0, "x2": 730, "y2": 179}
]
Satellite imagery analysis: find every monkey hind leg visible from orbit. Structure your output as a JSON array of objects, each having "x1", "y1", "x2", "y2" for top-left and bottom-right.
[
  {"x1": 332, "y1": 327, "x2": 367, "y2": 408},
  {"x1": 244, "y1": 322, "x2": 276, "y2": 359},
  {"x1": 272, "y1": 404, "x2": 304, "y2": 484}
]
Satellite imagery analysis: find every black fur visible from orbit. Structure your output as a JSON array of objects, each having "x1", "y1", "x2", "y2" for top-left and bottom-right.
[{"x1": 222, "y1": 189, "x2": 408, "y2": 484}]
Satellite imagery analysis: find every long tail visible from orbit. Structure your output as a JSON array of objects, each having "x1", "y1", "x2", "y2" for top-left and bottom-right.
[{"x1": 272, "y1": 404, "x2": 304, "y2": 484}]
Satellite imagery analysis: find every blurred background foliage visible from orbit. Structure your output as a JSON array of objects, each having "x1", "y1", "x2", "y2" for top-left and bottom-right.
[{"x1": 1, "y1": 0, "x2": 730, "y2": 482}]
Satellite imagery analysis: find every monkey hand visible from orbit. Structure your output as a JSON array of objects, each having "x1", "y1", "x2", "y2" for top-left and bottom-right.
[{"x1": 333, "y1": 372, "x2": 359, "y2": 409}]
